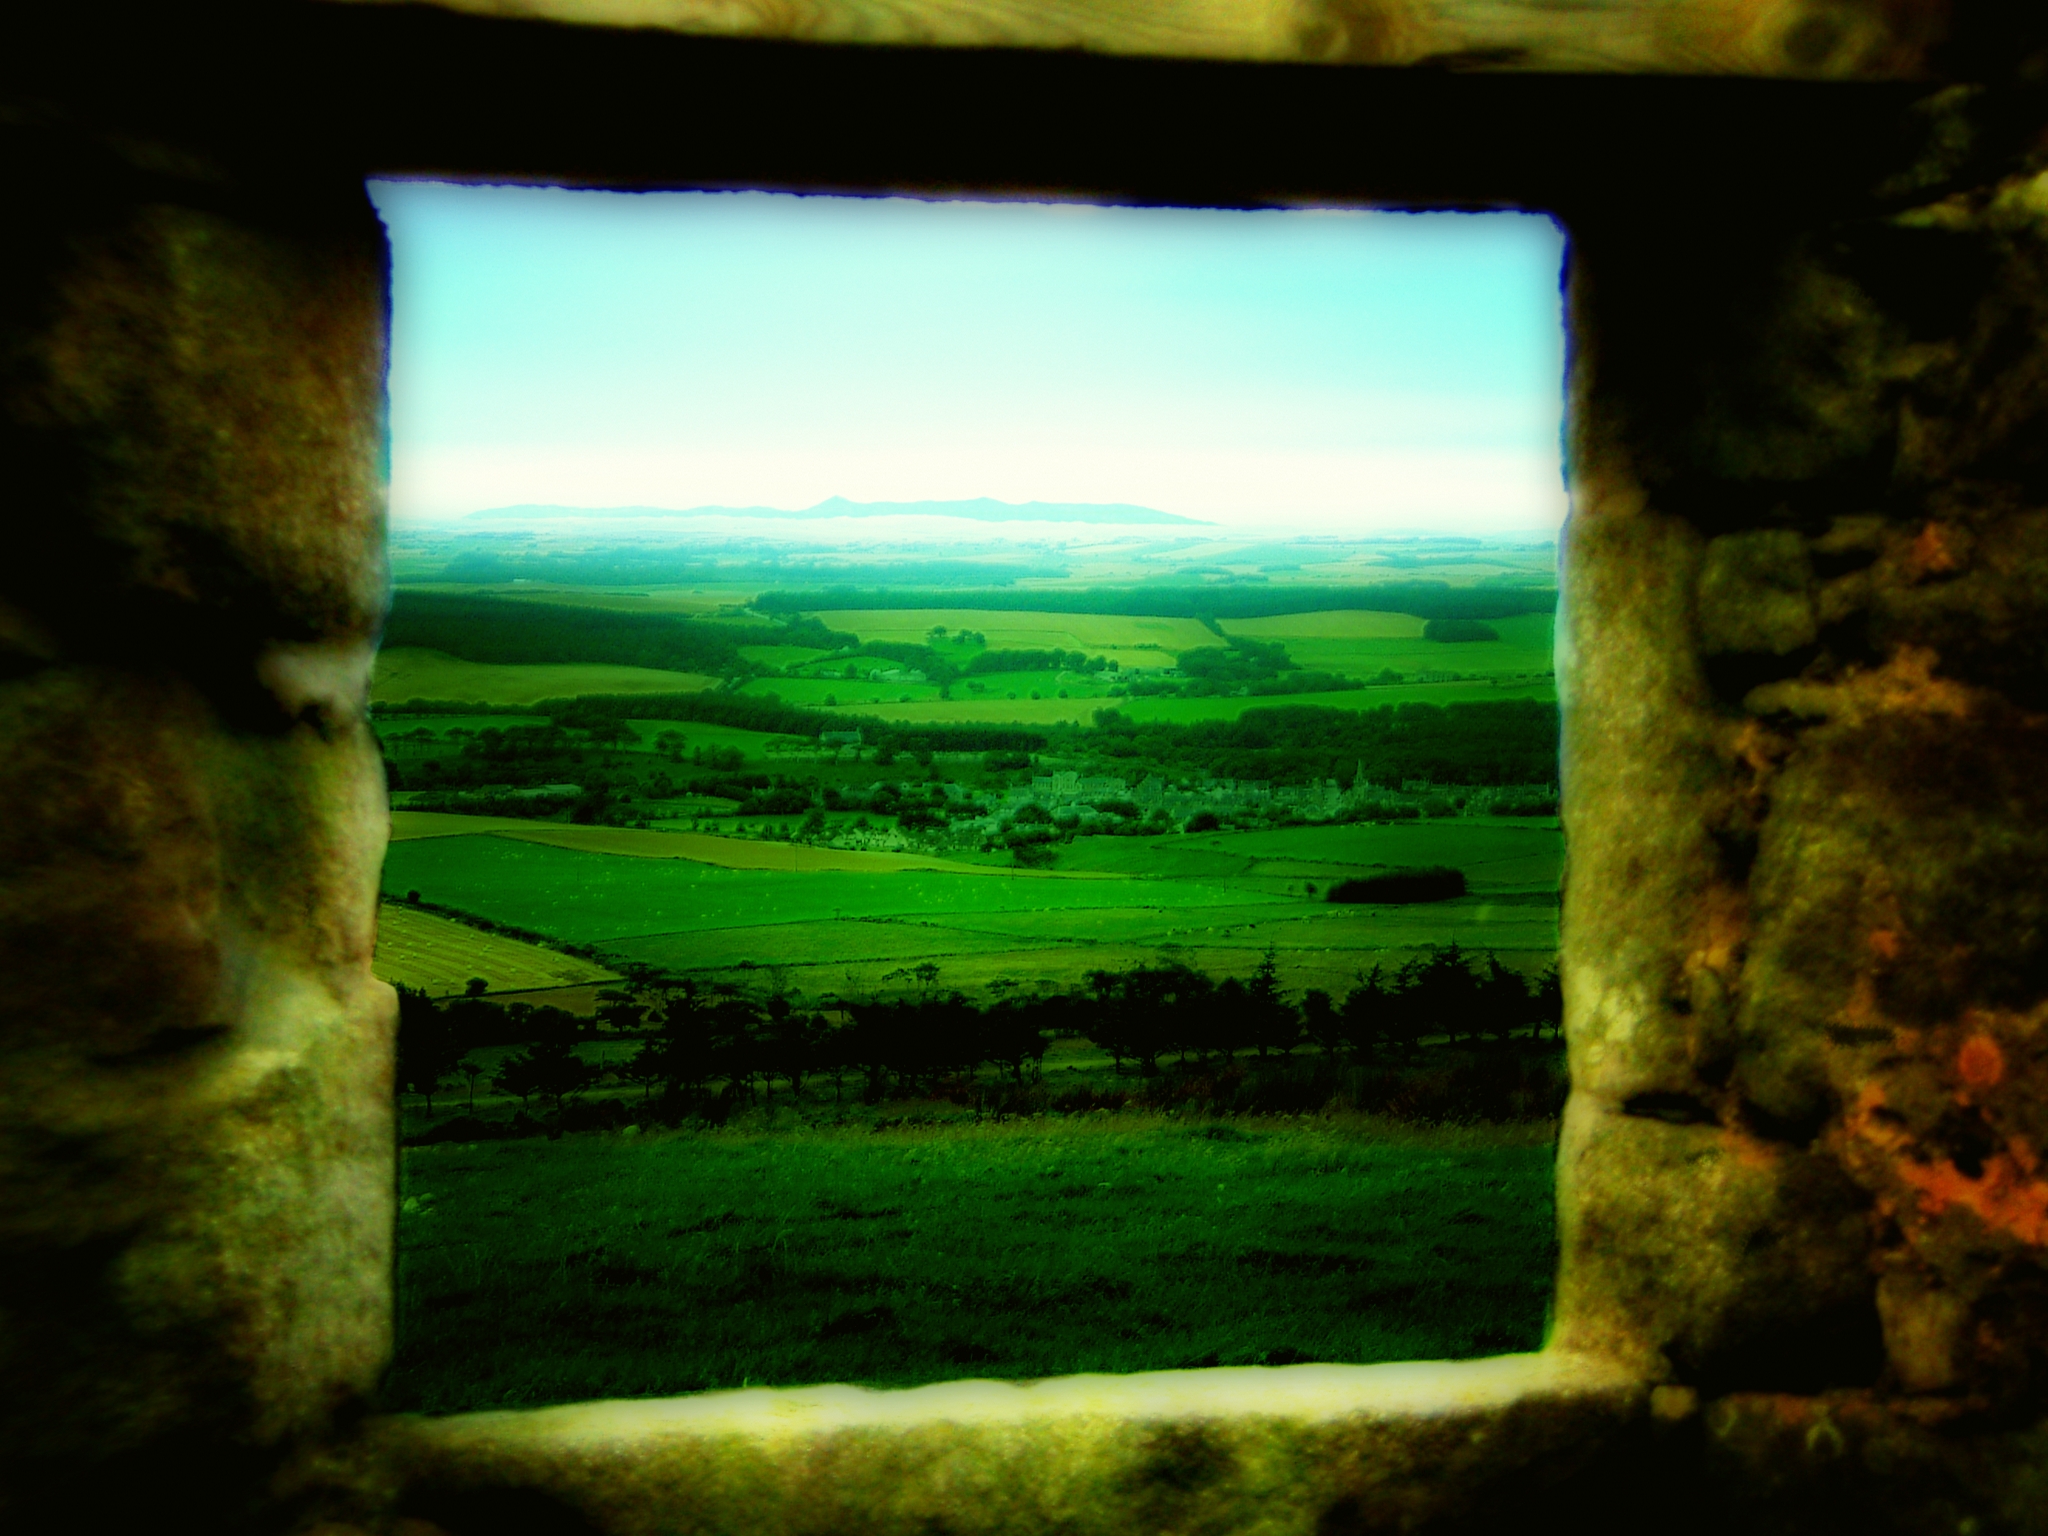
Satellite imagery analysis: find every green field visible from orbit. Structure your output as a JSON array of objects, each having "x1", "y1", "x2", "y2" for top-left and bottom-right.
[
  {"x1": 794, "y1": 678, "x2": 1546, "y2": 729},
  {"x1": 1218, "y1": 611, "x2": 1555, "y2": 683},
  {"x1": 746, "y1": 668, "x2": 1115, "y2": 711},
  {"x1": 1219, "y1": 610, "x2": 1428, "y2": 641},
  {"x1": 739, "y1": 644, "x2": 837, "y2": 670},
  {"x1": 373, "y1": 646, "x2": 719, "y2": 706},
  {"x1": 403, "y1": 584, "x2": 767, "y2": 617},
  {"x1": 373, "y1": 902, "x2": 620, "y2": 997},
  {"x1": 381, "y1": 836, "x2": 1287, "y2": 945},
  {"x1": 814, "y1": 608, "x2": 1213, "y2": 661},
  {"x1": 379, "y1": 818, "x2": 1558, "y2": 999},
  {"x1": 390, "y1": 1115, "x2": 1557, "y2": 1412}
]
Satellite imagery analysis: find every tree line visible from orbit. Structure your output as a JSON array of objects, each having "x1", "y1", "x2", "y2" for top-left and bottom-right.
[
  {"x1": 752, "y1": 583, "x2": 1557, "y2": 623},
  {"x1": 383, "y1": 592, "x2": 778, "y2": 676},
  {"x1": 394, "y1": 944, "x2": 1560, "y2": 1121},
  {"x1": 1063, "y1": 699, "x2": 1559, "y2": 787},
  {"x1": 379, "y1": 696, "x2": 1559, "y2": 799}
]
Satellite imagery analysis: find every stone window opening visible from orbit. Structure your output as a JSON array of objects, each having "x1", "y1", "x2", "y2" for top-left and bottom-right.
[
  {"x1": 7, "y1": 6, "x2": 2048, "y2": 1534},
  {"x1": 368, "y1": 178, "x2": 1571, "y2": 1414}
]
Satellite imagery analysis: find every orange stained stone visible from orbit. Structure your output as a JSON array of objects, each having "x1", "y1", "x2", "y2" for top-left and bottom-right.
[
  {"x1": 1958, "y1": 1034, "x2": 2005, "y2": 1088},
  {"x1": 1721, "y1": 1122, "x2": 1780, "y2": 1170},
  {"x1": 1910, "y1": 521, "x2": 1962, "y2": 576},
  {"x1": 1837, "y1": 974, "x2": 1883, "y2": 1031},
  {"x1": 1899, "y1": 1150, "x2": 2048, "y2": 1247},
  {"x1": 1731, "y1": 717, "x2": 1791, "y2": 780},
  {"x1": 1868, "y1": 929, "x2": 1901, "y2": 961},
  {"x1": 1846, "y1": 1081, "x2": 1906, "y2": 1149}
]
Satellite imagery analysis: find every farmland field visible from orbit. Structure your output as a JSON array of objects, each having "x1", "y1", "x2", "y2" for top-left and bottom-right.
[
  {"x1": 381, "y1": 835, "x2": 1288, "y2": 944},
  {"x1": 403, "y1": 584, "x2": 765, "y2": 617},
  {"x1": 389, "y1": 814, "x2": 1104, "y2": 877},
  {"x1": 390, "y1": 1115, "x2": 1557, "y2": 1412},
  {"x1": 830, "y1": 675, "x2": 1555, "y2": 727},
  {"x1": 1218, "y1": 611, "x2": 1554, "y2": 683},
  {"x1": 814, "y1": 608, "x2": 1214, "y2": 660},
  {"x1": 739, "y1": 644, "x2": 836, "y2": 670},
  {"x1": 1219, "y1": 610, "x2": 1428, "y2": 641},
  {"x1": 373, "y1": 901, "x2": 618, "y2": 997},
  {"x1": 379, "y1": 814, "x2": 1559, "y2": 999},
  {"x1": 372, "y1": 646, "x2": 719, "y2": 706}
]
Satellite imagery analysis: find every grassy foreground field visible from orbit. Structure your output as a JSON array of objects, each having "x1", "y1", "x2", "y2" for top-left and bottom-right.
[
  {"x1": 390, "y1": 1114, "x2": 1556, "y2": 1411},
  {"x1": 373, "y1": 646, "x2": 719, "y2": 706}
]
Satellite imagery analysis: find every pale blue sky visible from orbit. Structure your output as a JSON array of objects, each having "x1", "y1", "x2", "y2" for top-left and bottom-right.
[{"x1": 370, "y1": 183, "x2": 1567, "y2": 537}]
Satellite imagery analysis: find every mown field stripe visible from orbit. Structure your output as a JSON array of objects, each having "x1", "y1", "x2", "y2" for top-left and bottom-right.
[
  {"x1": 485, "y1": 823, "x2": 1128, "y2": 879},
  {"x1": 373, "y1": 902, "x2": 620, "y2": 996},
  {"x1": 389, "y1": 813, "x2": 1128, "y2": 880}
]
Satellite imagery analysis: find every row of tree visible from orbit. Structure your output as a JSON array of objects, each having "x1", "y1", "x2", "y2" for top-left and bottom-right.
[{"x1": 395, "y1": 943, "x2": 1561, "y2": 1118}]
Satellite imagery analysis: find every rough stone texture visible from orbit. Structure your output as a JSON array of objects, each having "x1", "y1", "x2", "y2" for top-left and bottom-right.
[
  {"x1": 1553, "y1": 83, "x2": 2048, "y2": 1420},
  {"x1": 0, "y1": 124, "x2": 396, "y2": 1526},
  {"x1": 331, "y1": 1356, "x2": 1652, "y2": 1536},
  {"x1": 5, "y1": 8, "x2": 2048, "y2": 1535},
  {"x1": 321, "y1": 0, "x2": 1983, "y2": 80}
]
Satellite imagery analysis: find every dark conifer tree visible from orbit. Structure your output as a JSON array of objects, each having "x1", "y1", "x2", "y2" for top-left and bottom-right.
[
  {"x1": 1246, "y1": 949, "x2": 1300, "y2": 1057},
  {"x1": 1301, "y1": 989, "x2": 1344, "y2": 1062},
  {"x1": 395, "y1": 985, "x2": 466, "y2": 1117}
]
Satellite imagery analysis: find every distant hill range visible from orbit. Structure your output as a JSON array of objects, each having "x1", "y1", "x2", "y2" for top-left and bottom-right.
[{"x1": 465, "y1": 496, "x2": 1209, "y2": 527}]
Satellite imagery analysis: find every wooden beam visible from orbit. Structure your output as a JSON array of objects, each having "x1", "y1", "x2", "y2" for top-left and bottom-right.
[{"x1": 325, "y1": 0, "x2": 1959, "y2": 79}]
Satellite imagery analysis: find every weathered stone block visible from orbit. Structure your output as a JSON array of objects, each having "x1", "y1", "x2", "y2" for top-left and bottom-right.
[{"x1": 0, "y1": 126, "x2": 395, "y2": 1526}]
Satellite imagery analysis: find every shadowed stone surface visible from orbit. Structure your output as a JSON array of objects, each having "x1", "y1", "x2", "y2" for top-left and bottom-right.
[
  {"x1": 1554, "y1": 88, "x2": 2048, "y2": 1421},
  {"x1": 345, "y1": 1356, "x2": 1654, "y2": 1536},
  {"x1": 4, "y1": 7, "x2": 2048, "y2": 1535},
  {"x1": 0, "y1": 125, "x2": 396, "y2": 1526}
]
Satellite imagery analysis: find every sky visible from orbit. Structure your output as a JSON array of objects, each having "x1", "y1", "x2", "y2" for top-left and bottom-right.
[{"x1": 369, "y1": 183, "x2": 1568, "y2": 539}]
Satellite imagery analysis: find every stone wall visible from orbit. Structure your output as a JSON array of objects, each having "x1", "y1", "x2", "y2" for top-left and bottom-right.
[
  {"x1": 0, "y1": 130, "x2": 396, "y2": 1527},
  {"x1": 3, "y1": 5, "x2": 2047, "y2": 1532}
]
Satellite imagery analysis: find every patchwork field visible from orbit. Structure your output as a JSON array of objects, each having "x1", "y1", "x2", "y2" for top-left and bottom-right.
[
  {"x1": 403, "y1": 585, "x2": 766, "y2": 617},
  {"x1": 389, "y1": 814, "x2": 1104, "y2": 878},
  {"x1": 748, "y1": 667, "x2": 1119, "y2": 711},
  {"x1": 813, "y1": 609, "x2": 1215, "y2": 659},
  {"x1": 739, "y1": 644, "x2": 836, "y2": 670},
  {"x1": 1217, "y1": 612, "x2": 1554, "y2": 684},
  {"x1": 373, "y1": 646, "x2": 719, "y2": 706},
  {"x1": 837, "y1": 675, "x2": 1556, "y2": 727},
  {"x1": 372, "y1": 901, "x2": 619, "y2": 997},
  {"x1": 373, "y1": 582, "x2": 1567, "y2": 1412},
  {"x1": 379, "y1": 815, "x2": 1560, "y2": 999},
  {"x1": 382, "y1": 835, "x2": 1277, "y2": 944},
  {"x1": 1219, "y1": 610, "x2": 1429, "y2": 641}
]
